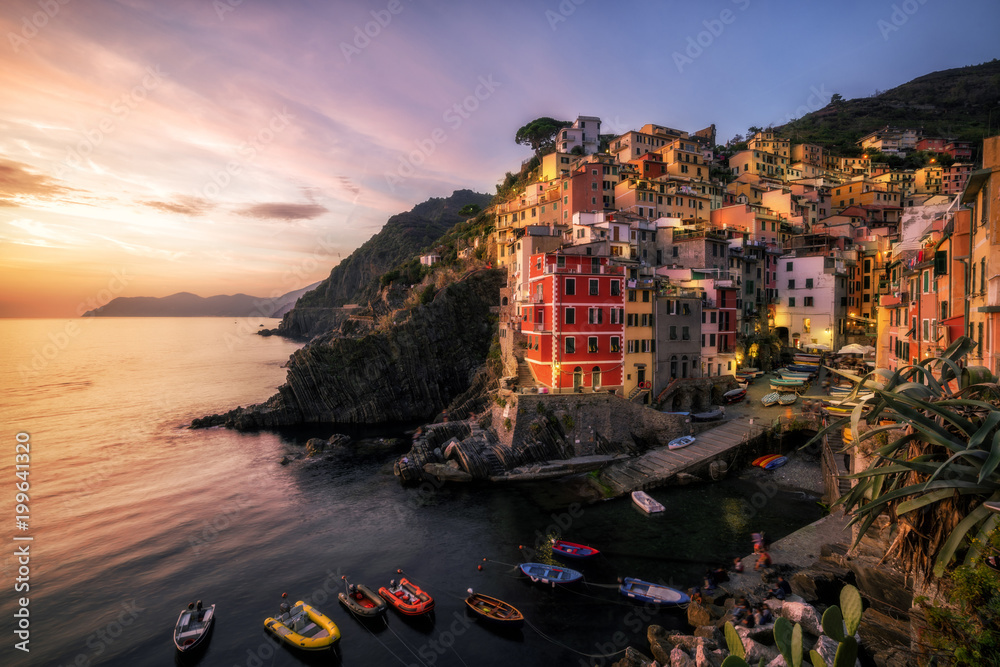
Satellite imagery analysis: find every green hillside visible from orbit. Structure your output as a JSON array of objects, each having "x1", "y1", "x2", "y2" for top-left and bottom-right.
[{"x1": 776, "y1": 59, "x2": 1000, "y2": 157}]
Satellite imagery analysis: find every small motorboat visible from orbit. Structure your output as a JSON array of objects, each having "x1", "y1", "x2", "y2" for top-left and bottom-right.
[
  {"x1": 551, "y1": 539, "x2": 600, "y2": 559},
  {"x1": 465, "y1": 591, "x2": 524, "y2": 627},
  {"x1": 619, "y1": 577, "x2": 690, "y2": 606},
  {"x1": 668, "y1": 435, "x2": 696, "y2": 450},
  {"x1": 378, "y1": 575, "x2": 435, "y2": 616},
  {"x1": 519, "y1": 562, "x2": 583, "y2": 586},
  {"x1": 752, "y1": 455, "x2": 788, "y2": 470},
  {"x1": 723, "y1": 388, "x2": 746, "y2": 404},
  {"x1": 631, "y1": 490, "x2": 665, "y2": 514},
  {"x1": 264, "y1": 595, "x2": 340, "y2": 651},
  {"x1": 173, "y1": 600, "x2": 215, "y2": 653},
  {"x1": 338, "y1": 577, "x2": 387, "y2": 619},
  {"x1": 760, "y1": 392, "x2": 779, "y2": 407},
  {"x1": 778, "y1": 393, "x2": 798, "y2": 406}
]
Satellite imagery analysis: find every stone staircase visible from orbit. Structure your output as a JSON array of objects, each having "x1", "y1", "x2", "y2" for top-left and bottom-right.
[{"x1": 516, "y1": 360, "x2": 535, "y2": 389}]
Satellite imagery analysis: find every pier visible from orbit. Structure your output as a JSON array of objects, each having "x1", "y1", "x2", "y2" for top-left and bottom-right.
[{"x1": 597, "y1": 417, "x2": 771, "y2": 495}]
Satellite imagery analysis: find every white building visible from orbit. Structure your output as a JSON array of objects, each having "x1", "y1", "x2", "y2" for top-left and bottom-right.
[
  {"x1": 558, "y1": 116, "x2": 602, "y2": 155},
  {"x1": 773, "y1": 251, "x2": 853, "y2": 352}
]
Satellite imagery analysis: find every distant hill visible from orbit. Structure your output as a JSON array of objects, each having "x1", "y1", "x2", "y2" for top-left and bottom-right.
[
  {"x1": 775, "y1": 59, "x2": 1000, "y2": 157},
  {"x1": 82, "y1": 282, "x2": 320, "y2": 317}
]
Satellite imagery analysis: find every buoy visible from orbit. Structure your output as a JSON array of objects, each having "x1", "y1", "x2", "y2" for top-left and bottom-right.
[
  {"x1": 281, "y1": 592, "x2": 287, "y2": 599},
  {"x1": 477, "y1": 565, "x2": 483, "y2": 571}
]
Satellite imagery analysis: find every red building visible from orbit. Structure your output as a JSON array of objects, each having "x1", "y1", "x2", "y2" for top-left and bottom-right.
[{"x1": 522, "y1": 251, "x2": 625, "y2": 392}]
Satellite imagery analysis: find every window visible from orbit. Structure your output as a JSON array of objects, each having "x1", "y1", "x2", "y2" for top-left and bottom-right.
[
  {"x1": 788, "y1": 280, "x2": 795, "y2": 289},
  {"x1": 565, "y1": 278, "x2": 575, "y2": 295},
  {"x1": 610, "y1": 337, "x2": 620, "y2": 353},
  {"x1": 565, "y1": 308, "x2": 575, "y2": 324},
  {"x1": 565, "y1": 338, "x2": 575, "y2": 354},
  {"x1": 804, "y1": 297, "x2": 814, "y2": 307},
  {"x1": 588, "y1": 308, "x2": 603, "y2": 324},
  {"x1": 669, "y1": 325, "x2": 678, "y2": 340},
  {"x1": 611, "y1": 281, "x2": 621, "y2": 296},
  {"x1": 589, "y1": 279, "x2": 599, "y2": 295},
  {"x1": 682, "y1": 326, "x2": 690, "y2": 340},
  {"x1": 803, "y1": 318, "x2": 811, "y2": 333},
  {"x1": 710, "y1": 312, "x2": 717, "y2": 324},
  {"x1": 588, "y1": 337, "x2": 598, "y2": 353},
  {"x1": 557, "y1": 256, "x2": 566, "y2": 268},
  {"x1": 642, "y1": 290, "x2": 650, "y2": 303},
  {"x1": 672, "y1": 246, "x2": 679, "y2": 257},
  {"x1": 628, "y1": 290, "x2": 636, "y2": 302},
  {"x1": 805, "y1": 278, "x2": 813, "y2": 289},
  {"x1": 709, "y1": 333, "x2": 716, "y2": 347}
]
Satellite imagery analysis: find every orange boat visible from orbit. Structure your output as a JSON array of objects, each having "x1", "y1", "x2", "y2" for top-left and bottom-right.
[{"x1": 378, "y1": 576, "x2": 435, "y2": 616}]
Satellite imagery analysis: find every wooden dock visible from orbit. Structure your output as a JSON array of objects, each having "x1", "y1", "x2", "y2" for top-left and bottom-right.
[{"x1": 598, "y1": 418, "x2": 769, "y2": 496}]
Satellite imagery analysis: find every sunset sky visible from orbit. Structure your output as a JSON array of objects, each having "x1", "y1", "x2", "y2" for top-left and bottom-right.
[{"x1": 1, "y1": 0, "x2": 998, "y2": 317}]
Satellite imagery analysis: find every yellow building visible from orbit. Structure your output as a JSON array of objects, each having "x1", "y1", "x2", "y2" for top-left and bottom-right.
[
  {"x1": 914, "y1": 165, "x2": 943, "y2": 195},
  {"x1": 623, "y1": 276, "x2": 656, "y2": 402}
]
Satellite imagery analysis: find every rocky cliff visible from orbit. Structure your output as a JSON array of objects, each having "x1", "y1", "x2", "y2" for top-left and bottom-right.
[
  {"x1": 193, "y1": 269, "x2": 504, "y2": 430},
  {"x1": 272, "y1": 189, "x2": 492, "y2": 339}
]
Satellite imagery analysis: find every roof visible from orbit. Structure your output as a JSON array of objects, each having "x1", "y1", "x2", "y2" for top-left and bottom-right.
[{"x1": 961, "y1": 168, "x2": 992, "y2": 204}]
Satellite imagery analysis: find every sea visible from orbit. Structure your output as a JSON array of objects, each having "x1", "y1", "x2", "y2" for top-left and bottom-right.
[{"x1": 0, "y1": 317, "x2": 822, "y2": 667}]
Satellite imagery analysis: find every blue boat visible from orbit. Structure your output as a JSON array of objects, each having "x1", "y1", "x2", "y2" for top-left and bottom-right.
[
  {"x1": 619, "y1": 578, "x2": 690, "y2": 605},
  {"x1": 519, "y1": 562, "x2": 583, "y2": 586}
]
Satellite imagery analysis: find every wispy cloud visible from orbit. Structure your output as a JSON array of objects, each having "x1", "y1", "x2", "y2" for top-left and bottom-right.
[
  {"x1": 0, "y1": 159, "x2": 73, "y2": 205},
  {"x1": 236, "y1": 202, "x2": 328, "y2": 221},
  {"x1": 142, "y1": 196, "x2": 214, "y2": 216}
]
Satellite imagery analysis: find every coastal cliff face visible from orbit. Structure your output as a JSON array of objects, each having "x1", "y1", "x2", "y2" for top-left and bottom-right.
[
  {"x1": 274, "y1": 189, "x2": 492, "y2": 339},
  {"x1": 194, "y1": 269, "x2": 504, "y2": 430}
]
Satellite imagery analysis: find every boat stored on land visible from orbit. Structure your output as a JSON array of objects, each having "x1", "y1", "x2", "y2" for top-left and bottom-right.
[
  {"x1": 619, "y1": 577, "x2": 690, "y2": 605},
  {"x1": 519, "y1": 562, "x2": 583, "y2": 585},
  {"x1": 752, "y1": 454, "x2": 788, "y2": 470},
  {"x1": 778, "y1": 393, "x2": 798, "y2": 406},
  {"x1": 631, "y1": 490, "x2": 665, "y2": 513},
  {"x1": 378, "y1": 576, "x2": 434, "y2": 616},
  {"x1": 551, "y1": 539, "x2": 600, "y2": 559},
  {"x1": 691, "y1": 408, "x2": 724, "y2": 421},
  {"x1": 760, "y1": 392, "x2": 779, "y2": 407},
  {"x1": 723, "y1": 388, "x2": 746, "y2": 403},
  {"x1": 173, "y1": 601, "x2": 215, "y2": 653},
  {"x1": 668, "y1": 435, "x2": 696, "y2": 450},
  {"x1": 264, "y1": 597, "x2": 340, "y2": 651},
  {"x1": 465, "y1": 591, "x2": 524, "y2": 627}
]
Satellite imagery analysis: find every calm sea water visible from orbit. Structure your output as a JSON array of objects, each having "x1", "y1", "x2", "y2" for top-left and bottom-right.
[{"x1": 0, "y1": 318, "x2": 821, "y2": 667}]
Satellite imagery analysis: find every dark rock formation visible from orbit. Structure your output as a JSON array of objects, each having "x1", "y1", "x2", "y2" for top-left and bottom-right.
[
  {"x1": 194, "y1": 270, "x2": 504, "y2": 430},
  {"x1": 272, "y1": 189, "x2": 492, "y2": 339}
]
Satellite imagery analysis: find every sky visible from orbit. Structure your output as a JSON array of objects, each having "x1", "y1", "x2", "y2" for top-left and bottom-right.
[{"x1": 1, "y1": 0, "x2": 998, "y2": 317}]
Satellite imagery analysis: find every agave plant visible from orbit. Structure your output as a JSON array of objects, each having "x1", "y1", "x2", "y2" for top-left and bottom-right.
[{"x1": 812, "y1": 336, "x2": 1000, "y2": 578}]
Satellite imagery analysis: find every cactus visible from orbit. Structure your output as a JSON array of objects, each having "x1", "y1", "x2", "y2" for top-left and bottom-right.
[
  {"x1": 720, "y1": 656, "x2": 751, "y2": 667},
  {"x1": 840, "y1": 584, "x2": 862, "y2": 636},
  {"x1": 774, "y1": 616, "x2": 803, "y2": 667},
  {"x1": 821, "y1": 605, "x2": 846, "y2": 642},
  {"x1": 724, "y1": 621, "x2": 746, "y2": 660},
  {"x1": 833, "y1": 636, "x2": 858, "y2": 667}
]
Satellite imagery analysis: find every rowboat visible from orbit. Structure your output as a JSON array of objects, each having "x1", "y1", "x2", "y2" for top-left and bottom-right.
[
  {"x1": 173, "y1": 601, "x2": 215, "y2": 653},
  {"x1": 551, "y1": 539, "x2": 600, "y2": 559},
  {"x1": 723, "y1": 388, "x2": 746, "y2": 403},
  {"x1": 829, "y1": 385, "x2": 852, "y2": 395},
  {"x1": 264, "y1": 596, "x2": 340, "y2": 651},
  {"x1": 761, "y1": 392, "x2": 779, "y2": 407},
  {"x1": 770, "y1": 380, "x2": 807, "y2": 392},
  {"x1": 619, "y1": 577, "x2": 690, "y2": 606},
  {"x1": 787, "y1": 363, "x2": 819, "y2": 372},
  {"x1": 378, "y1": 575, "x2": 434, "y2": 616},
  {"x1": 778, "y1": 393, "x2": 798, "y2": 406},
  {"x1": 519, "y1": 562, "x2": 583, "y2": 586},
  {"x1": 691, "y1": 408, "x2": 723, "y2": 421},
  {"x1": 632, "y1": 490, "x2": 665, "y2": 513},
  {"x1": 338, "y1": 577, "x2": 387, "y2": 619},
  {"x1": 465, "y1": 591, "x2": 524, "y2": 628},
  {"x1": 777, "y1": 370, "x2": 813, "y2": 380},
  {"x1": 794, "y1": 354, "x2": 822, "y2": 363},
  {"x1": 668, "y1": 435, "x2": 696, "y2": 450}
]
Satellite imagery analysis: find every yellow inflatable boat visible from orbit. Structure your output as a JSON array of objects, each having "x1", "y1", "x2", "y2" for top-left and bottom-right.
[{"x1": 264, "y1": 597, "x2": 340, "y2": 651}]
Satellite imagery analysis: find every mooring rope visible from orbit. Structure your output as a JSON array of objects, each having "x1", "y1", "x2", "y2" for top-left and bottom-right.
[
  {"x1": 524, "y1": 618, "x2": 627, "y2": 660},
  {"x1": 382, "y1": 616, "x2": 434, "y2": 667}
]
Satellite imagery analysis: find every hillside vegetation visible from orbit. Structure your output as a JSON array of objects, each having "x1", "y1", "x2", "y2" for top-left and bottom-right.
[{"x1": 776, "y1": 59, "x2": 1000, "y2": 156}]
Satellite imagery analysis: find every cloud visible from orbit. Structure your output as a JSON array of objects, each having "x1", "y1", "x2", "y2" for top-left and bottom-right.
[
  {"x1": 236, "y1": 202, "x2": 328, "y2": 220},
  {"x1": 142, "y1": 196, "x2": 214, "y2": 216},
  {"x1": 0, "y1": 159, "x2": 72, "y2": 205}
]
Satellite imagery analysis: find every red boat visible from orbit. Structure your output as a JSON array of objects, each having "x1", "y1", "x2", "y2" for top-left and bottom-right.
[
  {"x1": 551, "y1": 539, "x2": 600, "y2": 559},
  {"x1": 377, "y1": 576, "x2": 435, "y2": 616}
]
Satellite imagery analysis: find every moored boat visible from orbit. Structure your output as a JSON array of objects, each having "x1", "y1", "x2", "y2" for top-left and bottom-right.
[
  {"x1": 173, "y1": 600, "x2": 215, "y2": 653},
  {"x1": 551, "y1": 539, "x2": 600, "y2": 559},
  {"x1": 631, "y1": 490, "x2": 665, "y2": 513},
  {"x1": 519, "y1": 562, "x2": 583, "y2": 585},
  {"x1": 668, "y1": 435, "x2": 696, "y2": 450},
  {"x1": 264, "y1": 595, "x2": 340, "y2": 651},
  {"x1": 338, "y1": 577, "x2": 387, "y2": 619},
  {"x1": 760, "y1": 392, "x2": 779, "y2": 407},
  {"x1": 378, "y1": 574, "x2": 434, "y2": 616},
  {"x1": 619, "y1": 577, "x2": 690, "y2": 605},
  {"x1": 465, "y1": 591, "x2": 524, "y2": 627}
]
